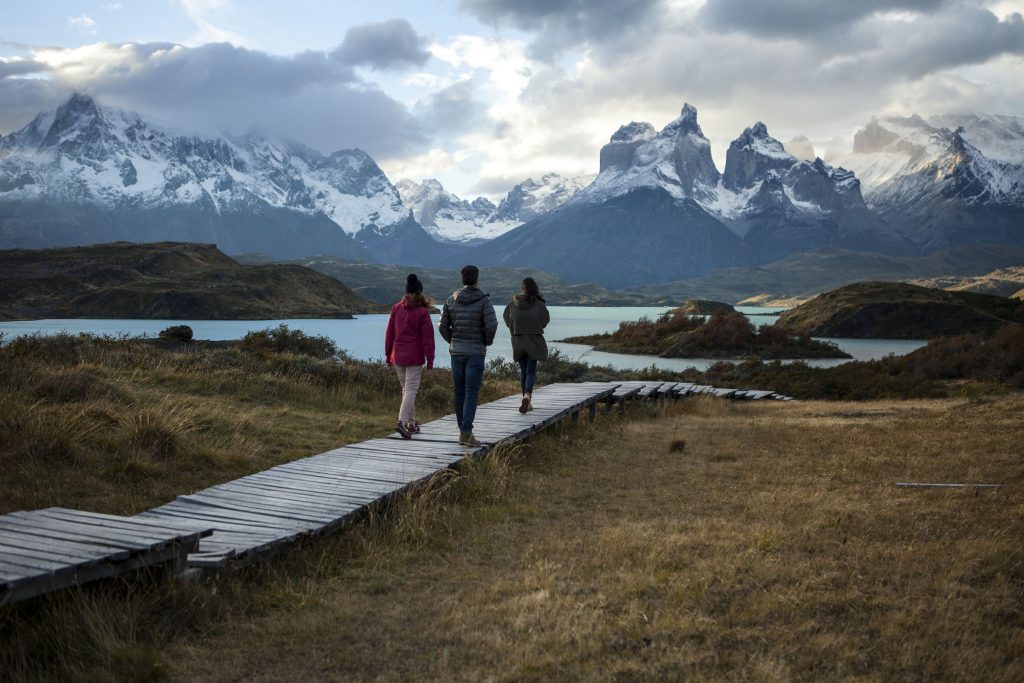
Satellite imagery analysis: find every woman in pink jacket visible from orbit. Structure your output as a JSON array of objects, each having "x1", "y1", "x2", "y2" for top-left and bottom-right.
[{"x1": 384, "y1": 274, "x2": 435, "y2": 439}]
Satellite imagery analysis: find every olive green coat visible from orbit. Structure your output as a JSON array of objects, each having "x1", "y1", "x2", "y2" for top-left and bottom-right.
[{"x1": 503, "y1": 296, "x2": 550, "y2": 362}]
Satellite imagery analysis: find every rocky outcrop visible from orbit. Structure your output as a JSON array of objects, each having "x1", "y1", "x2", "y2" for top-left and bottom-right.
[{"x1": 599, "y1": 122, "x2": 656, "y2": 172}]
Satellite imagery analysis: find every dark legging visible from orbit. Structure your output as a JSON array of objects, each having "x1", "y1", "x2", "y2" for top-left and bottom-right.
[{"x1": 519, "y1": 358, "x2": 537, "y2": 394}]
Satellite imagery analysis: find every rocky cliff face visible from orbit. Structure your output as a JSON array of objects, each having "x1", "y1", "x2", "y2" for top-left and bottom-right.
[
  {"x1": 599, "y1": 122, "x2": 656, "y2": 172},
  {"x1": 0, "y1": 94, "x2": 449, "y2": 264}
]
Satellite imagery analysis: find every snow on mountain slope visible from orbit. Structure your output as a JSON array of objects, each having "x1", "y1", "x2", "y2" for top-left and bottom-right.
[
  {"x1": 470, "y1": 104, "x2": 907, "y2": 287},
  {"x1": 846, "y1": 119, "x2": 1024, "y2": 251},
  {"x1": 571, "y1": 108, "x2": 877, "y2": 240},
  {"x1": 928, "y1": 113, "x2": 1024, "y2": 163},
  {"x1": 397, "y1": 173, "x2": 594, "y2": 244},
  {"x1": 834, "y1": 113, "x2": 1024, "y2": 196},
  {"x1": 396, "y1": 178, "x2": 504, "y2": 243},
  {"x1": 0, "y1": 93, "x2": 447, "y2": 263}
]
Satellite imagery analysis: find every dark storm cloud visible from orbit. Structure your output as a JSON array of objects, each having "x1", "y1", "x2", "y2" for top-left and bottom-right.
[
  {"x1": 513, "y1": 0, "x2": 1024, "y2": 169},
  {"x1": 331, "y1": 18, "x2": 430, "y2": 70},
  {"x1": 0, "y1": 58, "x2": 48, "y2": 79},
  {"x1": 86, "y1": 42, "x2": 355, "y2": 103},
  {"x1": 459, "y1": 0, "x2": 661, "y2": 60},
  {"x1": 701, "y1": 0, "x2": 950, "y2": 38},
  {"x1": 414, "y1": 80, "x2": 487, "y2": 134},
  {"x1": 0, "y1": 42, "x2": 427, "y2": 159},
  {"x1": 834, "y1": 4, "x2": 1024, "y2": 81},
  {"x1": 0, "y1": 77, "x2": 64, "y2": 133}
]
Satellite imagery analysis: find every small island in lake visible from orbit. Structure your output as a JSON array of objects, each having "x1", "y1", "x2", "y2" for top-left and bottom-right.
[
  {"x1": 560, "y1": 302, "x2": 850, "y2": 359},
  {"x1": 0, "y1": 242, "x2": 386, "y2": 320}
]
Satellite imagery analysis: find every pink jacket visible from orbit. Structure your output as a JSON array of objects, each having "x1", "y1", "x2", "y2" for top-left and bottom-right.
[{"x1": 384, "y1": 300, "x2": 435, "y2": 368}]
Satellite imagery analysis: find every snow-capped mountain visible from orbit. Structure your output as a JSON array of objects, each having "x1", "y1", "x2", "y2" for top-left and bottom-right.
[
  {"x1": 0, "y1": 93, "x2": 447, "y2": 264},
  {"x1": 490, "y1": 173, "x2": 596, "y2": 224},
  {"x1": 835, "y1": 114, "x2": 1024, "y2": 251},
  {"x1": 396, "y1": 178, "x2": 503, "y2": 244},
  {"x1": 470, "y1": 103, "x2": 910, "y2": 287},
  {"x1": 471, "y1": 105, "x2": 751, "y2": 287},
  {"x1": 396, "y1": 173, "x2": 594, "y2": 244}
]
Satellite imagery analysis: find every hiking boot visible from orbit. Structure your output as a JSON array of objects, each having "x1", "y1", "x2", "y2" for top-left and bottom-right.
[
  {"x1": 459, "y1": 431, "x2": 481, "y2": 447},
  {"x1": 525, "y1": 393, "x2": 534, "y2": 412},
  {"x1": 395, "y1": 421, "x2": 412, "y2": 440},
  {"x1": 519, "y1": 395, "x2": 530, "y2": 414}
]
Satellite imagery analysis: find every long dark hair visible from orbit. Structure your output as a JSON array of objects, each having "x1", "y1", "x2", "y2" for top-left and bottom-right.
[{"x1": 521, "y1": 277, "x2": 545, "y2": 303}]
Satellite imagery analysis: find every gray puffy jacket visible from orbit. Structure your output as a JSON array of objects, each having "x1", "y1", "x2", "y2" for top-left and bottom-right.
[{"x1": 439, "y1": 286, "x2": 498, "y2": 356}]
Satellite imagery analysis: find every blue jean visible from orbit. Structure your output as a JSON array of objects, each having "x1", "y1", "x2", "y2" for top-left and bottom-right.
[
  {"x1": 519, "y1": 358, "x2": 537, "y2": 395},
  {"x1": 451, "y1": 354, "x2": 485, "y2": 432}
]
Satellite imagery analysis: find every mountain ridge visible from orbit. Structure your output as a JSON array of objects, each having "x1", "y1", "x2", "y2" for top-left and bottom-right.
[{"x1": 0, "y1": 93, "x2": 446, "y2": 265}]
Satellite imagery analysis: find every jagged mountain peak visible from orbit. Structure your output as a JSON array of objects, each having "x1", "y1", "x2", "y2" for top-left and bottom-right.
[
  {"x1": 610, "y1": 121, "x2": 656, "y2": 143},
  {"x1": 664, "y1": 102, "x2": 703, "y2": 137},
  {"x1": 723, "y1": 122, "x2": 794, "y2": 191}
]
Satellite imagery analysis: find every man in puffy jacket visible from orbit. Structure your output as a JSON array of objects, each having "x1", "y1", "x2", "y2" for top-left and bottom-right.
[{"x1": 439, "y1": 264, "x2": 498, "y2": 446}]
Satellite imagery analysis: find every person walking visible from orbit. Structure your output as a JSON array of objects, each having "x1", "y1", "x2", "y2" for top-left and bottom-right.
[
  {"x1": 384, "y1": 274, "x2": 435, "y2": 439},
  {"x1": 503, "y1": 277, "x2": 550, "y2": 414},
  {"x1": 438, "y1": 265, "x2": 497, "y2": 447}
]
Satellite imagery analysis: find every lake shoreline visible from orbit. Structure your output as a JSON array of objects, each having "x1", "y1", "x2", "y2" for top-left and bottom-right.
[{"x1": 0, "y1": 306, "x2": 924, "y2": 373}]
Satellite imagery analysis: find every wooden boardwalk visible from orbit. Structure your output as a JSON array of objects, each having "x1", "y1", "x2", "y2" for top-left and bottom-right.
[
  {"x1": 143, "y1": 382, "x2": 616, "y2": 568},
  {"x1": 0, "y1": 509, "x2": 211, "y2": 606},
  {"x1": 1, "y1": 379, "x2": 789, "y2": 604}
]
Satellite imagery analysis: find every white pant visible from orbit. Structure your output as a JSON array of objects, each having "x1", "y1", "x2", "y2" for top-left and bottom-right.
[{"x1": 394, "y1": 365, "x2": 423, "y2": 424}]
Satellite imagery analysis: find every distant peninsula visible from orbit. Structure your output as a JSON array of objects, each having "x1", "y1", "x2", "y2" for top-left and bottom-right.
[
  {"x1": 0, "y1": 242, "x2": 386, "y2": 320},
  {"x1": 775, "y1": 282, "x2": 1024, "y2": 339},
  {"x1": 560, "y1": 303, "x2": 850, "y2": 359}
]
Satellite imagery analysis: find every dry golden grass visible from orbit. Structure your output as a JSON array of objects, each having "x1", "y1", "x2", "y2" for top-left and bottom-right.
[
  {"x1": 152, "y1": 396, "x2": 1023, "y2": 682},
  {"x1": 0, "y1": 336, "x2": 520, "y2": 515},
  {"x1": 2, "y1": 336, "x2": 1021, "y2": 681}
]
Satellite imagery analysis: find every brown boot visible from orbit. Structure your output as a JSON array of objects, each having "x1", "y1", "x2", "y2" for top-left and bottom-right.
[
  {"x1": 526, "y1": 392, "x2": 533, "y2": 412},
  {"x1": 459, "y1": 431, "x2": 481, "y2": 447},
  {"x1": 519, "y1": 394, "x2": 530, "y2": 414}
]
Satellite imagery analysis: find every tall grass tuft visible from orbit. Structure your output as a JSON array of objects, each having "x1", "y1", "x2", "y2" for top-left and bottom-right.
[
  {"x1": 118, "y1": 399, "x2": 202, "y2": 458},
  {"x1": 0, "y1": 397, "x2": 100, "y2": 463}
]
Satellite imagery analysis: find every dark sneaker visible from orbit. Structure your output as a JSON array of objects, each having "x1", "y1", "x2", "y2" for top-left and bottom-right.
[
  {"x1": 409, "y1": 421, "x2": 421, "y2": 434},
  {"x1": 395, "y1": 421, "x2": 412, "y2": 440},
  {"x1": 519, "y1": 396, "x2": 530, "y2": 414}
]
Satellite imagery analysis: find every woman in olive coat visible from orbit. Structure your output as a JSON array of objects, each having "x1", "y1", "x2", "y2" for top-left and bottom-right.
[{"x1": 503, "y1": 277, "x2": 550, "y2": 413}]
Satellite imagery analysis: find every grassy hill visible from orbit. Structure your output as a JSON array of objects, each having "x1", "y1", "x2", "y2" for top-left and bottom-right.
[
  {"x1": 908, "y1": 265, "x2": 1024, "y2": 298},
  {"x1": 775, "y1": 281, "x2": 1024, "y2": 339},
  {"x1": 0, "y1": 242, "x2": 385, "y2": 320}
]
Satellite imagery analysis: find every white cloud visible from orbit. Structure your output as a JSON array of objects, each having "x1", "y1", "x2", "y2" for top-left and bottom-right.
[
  {"x1": 102, "y1": 3, "x2": 123, "y2": 10},
  {"x1": 380, "y1": 147, "x2": 464, "y2": 182},
  {"x1": 177, "y1": 0, "x2": 244, "y2": 45},
  {"x1": 68, "y1": 16, "x2": 97, "y2": 33}
]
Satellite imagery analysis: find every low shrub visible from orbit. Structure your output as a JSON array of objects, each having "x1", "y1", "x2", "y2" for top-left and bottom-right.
[{"x1": 241, "y1": 324, "x2": 339, "y2": 359}]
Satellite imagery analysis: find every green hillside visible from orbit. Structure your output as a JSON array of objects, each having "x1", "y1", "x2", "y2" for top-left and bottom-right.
[
  {"x1": 0, "y1": 242, "x2": 385, "y2": 320},
  {"x1": 775, "y1": 281, "x2": 1024, "y2": 338}
]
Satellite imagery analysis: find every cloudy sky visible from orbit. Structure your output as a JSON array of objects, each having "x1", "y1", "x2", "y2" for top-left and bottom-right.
[{"x1": 2, "y1": 0, "x2": 1023, "y2": 199}]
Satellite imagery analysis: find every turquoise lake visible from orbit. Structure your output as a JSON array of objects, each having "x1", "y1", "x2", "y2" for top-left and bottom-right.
[{"x1": 0, "y1": 306, "x2": 927, "y2": 372}]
